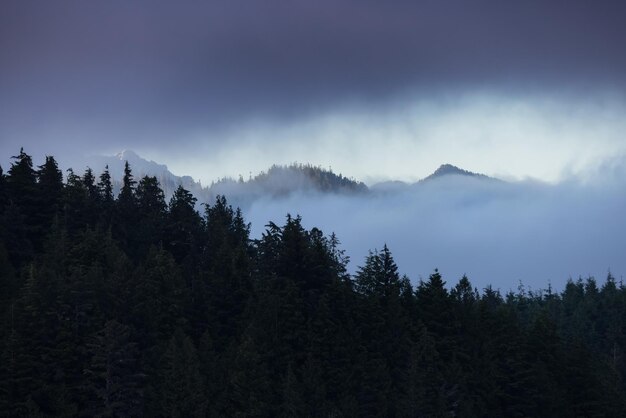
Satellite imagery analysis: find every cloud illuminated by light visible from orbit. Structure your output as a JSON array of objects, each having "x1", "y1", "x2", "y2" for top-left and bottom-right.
[{"x1": 160, "y1": 90, "x2": 626, "y2": 186}]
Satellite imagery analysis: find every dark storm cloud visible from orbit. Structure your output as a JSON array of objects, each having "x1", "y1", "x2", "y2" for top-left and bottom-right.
[{"x1": 1, "y1": 0, "x2": 626, "y2": 159}]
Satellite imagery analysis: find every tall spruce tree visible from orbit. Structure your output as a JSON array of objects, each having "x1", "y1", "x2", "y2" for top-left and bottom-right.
[
  {"x1": 114, "y1": 161, "x2": 139, "y2": 258},
  {"x1": 135, "y1": 176, "x2": 167, "y2": 256},
  {"x1": 97, "y1": 165, "x2": 114, "y2": 227},
  {"x1": 83, "y1": 320, "x2": 143, "y2": 417},
  {"x1": 5, "y1": 148, "x2": 38, "y2": 262},
  {"x1": 35, "y1": 155, "x2": 64, "y2": 236},
  {"x1": 166, "y1": 185, "x2": 203, "y2": 263}
]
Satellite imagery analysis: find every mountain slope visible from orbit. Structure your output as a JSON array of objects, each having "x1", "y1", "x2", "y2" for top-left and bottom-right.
[
  {"x1": 84, "y1": 150, "x2": 209, "y2": 203},
  {"x1": 81, "y1": 152, "x2": 498, "y2": 208},
  {"x1": 82, "y1": 152, "x2": 367, "y2": 207},
  {"x1": 371, "y1": 164, "x2": 496, "y2": 192},
  {"x1": 208, "y1": 163, "x2": 368, "y2": 208}
]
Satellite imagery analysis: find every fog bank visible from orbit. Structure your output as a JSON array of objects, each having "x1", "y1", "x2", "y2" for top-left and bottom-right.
[{"x1": 244, "y1": 173, "x2": 626, "y2": 292}]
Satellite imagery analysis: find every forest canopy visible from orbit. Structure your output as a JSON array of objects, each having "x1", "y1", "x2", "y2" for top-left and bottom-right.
[{"x1": 0, "y1": 149, "x2": 625, "y2": 416}]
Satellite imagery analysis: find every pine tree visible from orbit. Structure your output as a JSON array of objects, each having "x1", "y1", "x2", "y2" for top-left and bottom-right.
[
  {"x1": 6, "y1": 148, "x2": 37, "y2": 210},
  {"x1": 5, "y1": 148, "x2": 37, "y2": 263},
  {"x1": 355, "y1": 245, "x2": 400, "y2": 300},
  {"x1": 225, "y1": 330, "x2": 271, "y2": 417},
  {"x1": 0, "y1": 165, "x2": 7, "y2": 212},
  {"x1": 35, "y1": 155, "x2": 64, "y2": 237},
  {"x1": 127, "y1": 246, "x2": 186, "y2": 359},
  {"x1": 114, "y1": 161, "x2": 139, "y2": 259},
  {"x1": 135, "y1": 176, "x2": 167, "y2": 256},
  {"x1": 354, "y1": 245, "x2": 411, "y2": 415},
  {"x1": 202, "y1": 196, "x2": 252, "y2": 347},
  {"x1": 82, "y1": 167, "x2": 100, "y2": 227},
  {"x1": 97, "y1": 165, "x2": 114, "y2": 227},
  {"x1": 64, "y1": 168, "x2": 89, "y2": 234},
  {"x1": 83, "y1": 320, "x2": 143, "y2": 417},
  {"x1": 97, "y1": 165, "x2": 114, "y2": 204},
  {"x1": 0, "y1": 239, "x2": 17, "y2": 307},
  {"x1": 166, "y1": 185, "x2": 204, "y2": 263},
  {"x1": 157, "y1": 329, "x2": 206, "y2": 417},
  {"x1": 0, "y1": 201, "x2": 33, "y2": 267},
  {"x1": 118, "y1": 161, "x2": 136, "y2": 206},
  {"x1": 415, "y1": 269, "x2": 462, "y2": 414},
  {"x1": 280, "y1": 362, "x2": 304, "y2": 417}
]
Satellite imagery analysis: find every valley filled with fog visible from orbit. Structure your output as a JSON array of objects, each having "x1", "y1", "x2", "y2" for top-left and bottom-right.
[{"x1": 244, "y1": 168, "x2": 626, "y2": 292}]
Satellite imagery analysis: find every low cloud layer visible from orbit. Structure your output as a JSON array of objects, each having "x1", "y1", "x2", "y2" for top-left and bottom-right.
[
  {"x1": 244, "y1": 172, "x2": 626, "y2": 292},
  {"x1": 161, "y1": 91, "x2": 626, "y2": 186}
]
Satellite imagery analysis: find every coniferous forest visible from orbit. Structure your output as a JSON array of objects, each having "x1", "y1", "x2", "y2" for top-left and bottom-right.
[{"x1": 2, "y1": 149, "x2": 626, "y2": 417}]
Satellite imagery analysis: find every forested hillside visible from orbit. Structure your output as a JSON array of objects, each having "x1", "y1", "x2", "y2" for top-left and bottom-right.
[
  {"x1": 207, "y1": 163, "x2": 368, "y2": 209},
  {"x1": 1, "y1": 149, "x2": 625, "y2": 417},
  {"x1": 82, "y1": 151, "x2": 367, "y2": 209}
]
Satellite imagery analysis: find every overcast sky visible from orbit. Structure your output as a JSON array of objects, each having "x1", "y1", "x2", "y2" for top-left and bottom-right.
[{"x1": 2, "y1": 0, "x2": 626, "y2": 183}]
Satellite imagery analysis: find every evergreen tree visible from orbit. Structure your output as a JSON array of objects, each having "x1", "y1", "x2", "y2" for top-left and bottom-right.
[
  {"x1": 225, "y1": 330, "x2": 271, "y2": 417},
  {"x1": 6, "y1": 148, "x2": 37, "y2": 211},
  {"x1": 35, "y1": 155, "x2": 64, "y2": 236},
  {"x1": 355, "y1": 244, "x2": 400, "y2": 299},
  {"x1": 64, "y1": 168, "x2": 89, "y2": 234},
  {"x1": 166, "y1": 185, "x2": 203, "y2": 263},
  {"x1": 0, "y1": 165, "x2": 7, "y2": 212},
  {"x1": 97, "y1": 165, "x2": 114, "y2": 227},
  {"x1": 135, "y1": 176, "x2": 167, "y2": 256},
  {"x1": 280, "y1": 362, "x2": 305, "y2": 417},
  {"x1": 83, "y1": 320, "x2": 143, "y2": 417},
  {"x1": 355, "y1": 245, "x2": 411, "y2": 415},
  {"x1": 157, "y1": 329, "x2": 206, "y2": 417},
  {"x1": 415, "y1": 269, "x2": 461, "y2": 413},
  {"x1": 118, "y1": 161, "x2": 136, "y2": 205},
  {"x1": 201, "y1": 196, "x2": 251, "y2": 347},
  {"x1": 114, "y1": 161, "x2": 139, "y2": 258},
  {"x1": 0, "y1": 201, "x2": 33, "y2": 268},
  {"x1": 5, "y1": 148, "x2": 38, "y2": 262},
  {"x1": 82, "y1": 167, "x2": 100, "y2": 227},
  {"x1": 97, "y1": 165, "x2": 114, "y2": 204}
]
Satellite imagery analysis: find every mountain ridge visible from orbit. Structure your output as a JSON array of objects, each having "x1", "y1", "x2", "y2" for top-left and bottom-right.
[
  {"x1": 81, "y1": 151, "x2": 495, "y2": 207},
  {"x1": 82, "y1": 152, "x2": 369, "y2": 207}
]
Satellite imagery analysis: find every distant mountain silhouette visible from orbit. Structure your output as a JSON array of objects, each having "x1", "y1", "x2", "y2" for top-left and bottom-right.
[
  {"x1": 422, "y1": 164, "x2": 490, "y2": 181},
  {"x1": 84, "y1": 150, "x2": 208, "y2": 203},
  {"x1": 82, "y1": 152, "x2": 499, "y2": 208},
  {"x1": 371, "y1": 164, "x2": 495, "y2": 192},
  {"x1": 84, "y1": 152, "x2": 367, "y2": 208}
]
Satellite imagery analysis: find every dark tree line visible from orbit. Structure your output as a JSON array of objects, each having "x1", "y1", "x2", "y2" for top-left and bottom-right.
[{"x1": 0, "y1": 149, "x2": 625, "y2": 417}]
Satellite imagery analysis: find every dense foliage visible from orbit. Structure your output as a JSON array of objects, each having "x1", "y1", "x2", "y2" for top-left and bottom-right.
[{"x1": 1, "y1": 149, "x2": 625, "y2": 417}]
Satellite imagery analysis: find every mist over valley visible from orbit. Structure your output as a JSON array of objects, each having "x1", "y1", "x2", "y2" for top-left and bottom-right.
[{"x1": 75, "y1": 150, "x2": 626, "y2": 292}]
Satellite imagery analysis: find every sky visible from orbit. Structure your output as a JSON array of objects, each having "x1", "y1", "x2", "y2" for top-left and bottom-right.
[{"x1": 2, "y1": 0, "x2": 626, "y2": 184}]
